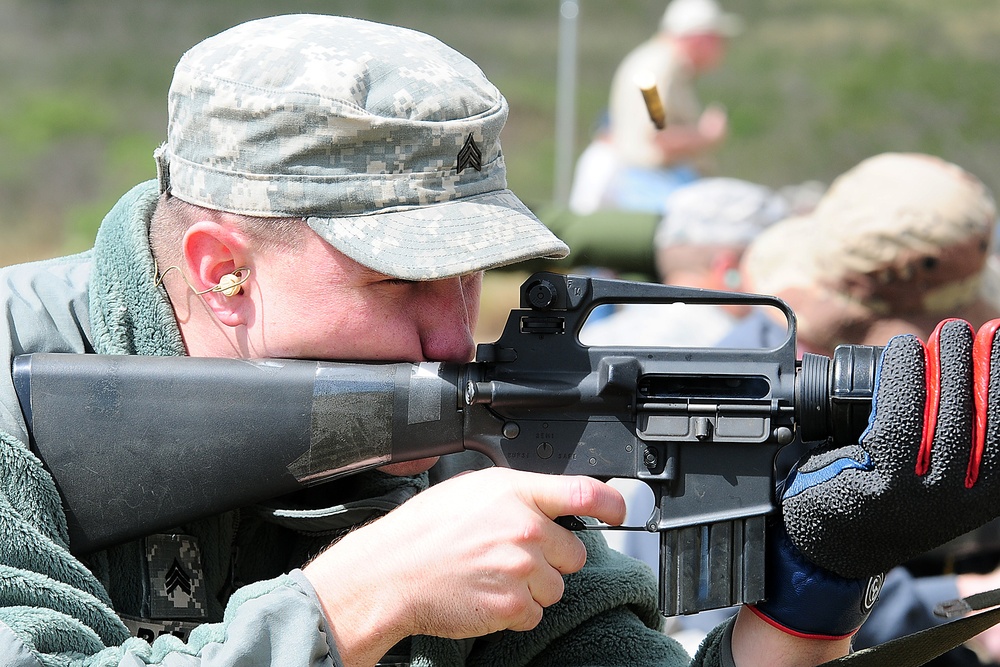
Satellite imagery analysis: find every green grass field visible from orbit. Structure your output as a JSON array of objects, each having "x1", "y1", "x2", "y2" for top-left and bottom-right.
[{"x1": 2, "y1": 0, "x2": 999, "y2": 272}]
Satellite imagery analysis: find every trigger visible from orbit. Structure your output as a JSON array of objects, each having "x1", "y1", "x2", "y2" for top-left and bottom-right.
[{"x1": 555, "y1": 515, "x2": 587, "y2": 531}]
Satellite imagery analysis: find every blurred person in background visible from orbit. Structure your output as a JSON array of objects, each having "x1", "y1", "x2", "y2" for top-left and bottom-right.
[
  {"x1": 603, "y1": 0, "x2": 741, "y2": 214},
  {"x1": 580, "y1": 176, "x2": 791, "y2": 348},
  {"x1": 735, "y1": 152, "x2": 999, "y2": 355}
]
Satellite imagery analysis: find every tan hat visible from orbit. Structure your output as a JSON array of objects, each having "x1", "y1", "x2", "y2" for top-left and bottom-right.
[{"x1": 742, "y1": 153, "x2": 998, "y2": 353}]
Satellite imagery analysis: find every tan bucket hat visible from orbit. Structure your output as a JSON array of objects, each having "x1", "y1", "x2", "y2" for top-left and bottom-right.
[{"x1": 742, "y1": 153, "x2": 998, "y2": 353}]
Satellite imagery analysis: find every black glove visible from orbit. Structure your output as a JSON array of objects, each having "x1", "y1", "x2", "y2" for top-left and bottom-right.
[{"x1": 782, "y1": 318, "x2": 1000, "y2": 580}]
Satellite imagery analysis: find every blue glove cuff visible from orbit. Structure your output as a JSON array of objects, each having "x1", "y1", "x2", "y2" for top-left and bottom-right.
[{"x1": 750, "y1": 521, "x2": 884, "y2": 639}]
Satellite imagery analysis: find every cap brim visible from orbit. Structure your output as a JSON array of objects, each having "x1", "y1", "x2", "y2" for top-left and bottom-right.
[{"x1": 306, "y1": 190, "x2": 569, "y2": 280}]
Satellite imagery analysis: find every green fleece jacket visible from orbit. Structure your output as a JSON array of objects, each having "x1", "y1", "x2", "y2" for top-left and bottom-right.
[{"x1": 0, "y1": 180, "x2": 729, "y2": 666}]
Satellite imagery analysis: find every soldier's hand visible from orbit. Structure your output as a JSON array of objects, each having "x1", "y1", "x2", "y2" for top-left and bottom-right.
[
  {"x1": 302, "y1": 468, "x2": 625, "y2": 665},
  {"x1": 782, "y1": 318, "x2": 1000, "y2": 579}
]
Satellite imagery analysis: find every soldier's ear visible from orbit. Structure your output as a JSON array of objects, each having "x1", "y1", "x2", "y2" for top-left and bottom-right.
[
  {"x1": 711, "y1": 249, "x2": 743, "y2": 291},
  {"x1": 181, "y1": 221, "x2": 251, "y2": 327}
]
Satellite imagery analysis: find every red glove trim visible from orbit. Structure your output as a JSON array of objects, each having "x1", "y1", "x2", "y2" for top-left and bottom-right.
[
  {"x1": 917, "y1": 321, "x2": 951, "y2": 476},
  {"x1": 969, "y1": 319, "x2": 1000, "y2": 488},
  {"x1": 746, "y1": 604, "x2": 859, "y2": 641}
]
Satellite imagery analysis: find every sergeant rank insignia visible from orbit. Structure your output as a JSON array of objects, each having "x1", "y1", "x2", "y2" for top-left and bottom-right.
[
  {"x1": 144, "y1": 533, "x2": 209, "y2": 620},
  {"x1": 457, "y1": 133, "x2": 482, "y2": 173}
]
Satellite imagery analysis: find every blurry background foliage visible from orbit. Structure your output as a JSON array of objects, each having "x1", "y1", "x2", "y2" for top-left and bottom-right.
[{"x1": 2, "y1": 1, "x2": 999, "y2": 281}]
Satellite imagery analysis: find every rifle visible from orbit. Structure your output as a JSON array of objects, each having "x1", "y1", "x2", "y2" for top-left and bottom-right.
[{"x1": 12, "y1": 271, "x2": 879, "y2": 617}]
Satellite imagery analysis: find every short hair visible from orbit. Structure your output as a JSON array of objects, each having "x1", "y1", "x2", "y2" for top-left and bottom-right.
[{"x1": 148, "y1": 193, "x2": 308, "y2": 269}]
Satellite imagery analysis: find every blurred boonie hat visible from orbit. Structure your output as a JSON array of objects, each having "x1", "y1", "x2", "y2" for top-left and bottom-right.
[
  {"x1": 654, "y1": 178, "x2": 789, "y2": 248},
  {"x1": 742, "y1": 153, "x2": 998, "y2": 347},
  {"x1": 809, "y1": 153, "x2": 995, "y2": 285},
  {"x1": 661, "y1": 0, "x2": 743, "y2": 37},
  {"x1": 154, "y1": 14, "x2": 568, "y2": 280}
]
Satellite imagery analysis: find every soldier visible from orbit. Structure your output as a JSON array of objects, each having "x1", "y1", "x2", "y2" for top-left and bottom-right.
[{"x1": 1, "y1": 16, "x2": 999, "y2": 667}]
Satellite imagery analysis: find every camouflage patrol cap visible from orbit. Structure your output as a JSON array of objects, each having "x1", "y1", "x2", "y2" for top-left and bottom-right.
[
  {"x1": 654, "y1": 177, "x2": 789, "y2": 249},
  {"x1": 154, "y1": 14, "x2": 569, "y2": 280}
]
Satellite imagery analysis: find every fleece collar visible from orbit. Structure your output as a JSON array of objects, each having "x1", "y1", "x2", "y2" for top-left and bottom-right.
[{"x1": 88, "y1": 180, "x2": 186, "y2": 357}]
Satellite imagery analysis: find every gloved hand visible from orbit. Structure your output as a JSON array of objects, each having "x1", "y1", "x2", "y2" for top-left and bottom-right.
[
  {"x1": 782, "y1": 318, "x2": 1000, "y2": 580},
  {"x1": 750, "y1": 517, "x2": 884, "y2": 639}
]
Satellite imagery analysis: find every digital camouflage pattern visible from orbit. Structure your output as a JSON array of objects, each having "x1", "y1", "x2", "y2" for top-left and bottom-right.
[
  {"x1": 155, "y1": 14, "x2": 569, "y2": 280},
  {"x1": 144, "y1": 533, "x2": 208, "y2": 620},
  {"x1": 652, "y1": 177, "x2": 789, "y2": 249}
]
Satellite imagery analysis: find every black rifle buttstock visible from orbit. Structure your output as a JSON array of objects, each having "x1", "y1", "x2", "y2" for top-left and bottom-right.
[
  {"x1": 12, "y1": 272, "x2": 878, "y2": 615},
  {"x1": 13, "y1": 354, "x2": 472, "y2": 555}
]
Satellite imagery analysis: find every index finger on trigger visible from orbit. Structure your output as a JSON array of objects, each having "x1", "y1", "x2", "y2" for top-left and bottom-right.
[{"x1": 526, "y1": 474, "x2": 626, "y2": 527}]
